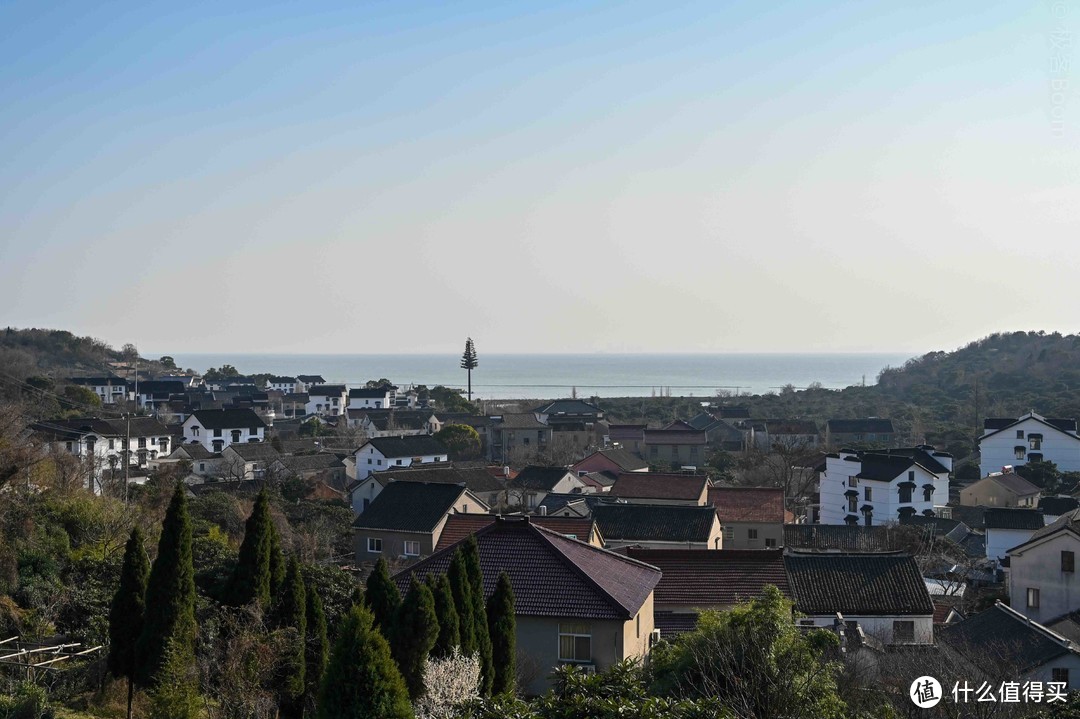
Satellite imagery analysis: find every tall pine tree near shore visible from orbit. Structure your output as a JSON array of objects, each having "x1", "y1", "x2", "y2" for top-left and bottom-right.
[
  {"x1": 463, "y1": 535, "x2": 493, "y2": 695},
  {"x1": 487, "y1": 571, "x2": 517, "y2": 696},
  {"x1": 226, "y1": 488, "x2": 278, "y2": 608},
  {"x1": 391, "y1": 577, "x2": 439, "y2": 700},
  {"x1": 135, "y1": 483, "x2": 196, "y2": 688},
  {"x1": 108, "y1": 527, "x2": 149, "y2": 719},
  {"x1": 427, "y1": 573, "x2": 460, "y2": 658},
  {"x1": 304, "y1": 585, "x2": 329, "y2": 712},
  {"x1": 316, "y1": 605, "x2": 412, "y2": 719},
  {"x1": 447, "y1": 549, "x2": 476, "y2": 657},
  {"x1": 364, "y1": 557, "x2": 401, "y2": 638},
  {"x1": 278, "y1": 557, "x2": 306, "y2": 718},
  {"x1": 460, "y1": 337, "x2": 478, "y2": 402}
]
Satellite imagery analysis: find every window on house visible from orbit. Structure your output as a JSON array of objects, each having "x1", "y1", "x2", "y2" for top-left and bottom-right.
[
  {"x1": 1028, "y1": 588, "x2": 1041, "y2": 608},
  {"x1": 108, "y1": 439, "x2": 115, "y2": 450},
  {"x1": 1053, "y1": 668, "x2": 1070, "y2": 685},
  {"x1": 1017, "y1": 430, "x2": 1025, "y2": 439},
  {"x1": 192, "y1": 427, "x2": 200, "y2": 436},
  {"x1": 908, "y1": 471, "x2": 915, "y2": 482},
  {"x1": 396, "y1": 459, "x2": 402, "y2": 465},
  {"x1": 138, "y1": 437, "x2": 147, "y2": 449},
  {"x1": 214, "y1": 428, "x2": 222, "y2": 437},
  {"x1": 765, "y1": 538, "x2": 777, "y2": 548},
  {"x1": 404, "y1": 540, "x2": 420, "y2": 557},
  {"x1": 848, "y1": 476, "x2": 857, "y2": 487},
  {"x1": 636, "y1": 614, "x2": 641, "y2": 638},
  {"x1": 368, "y1": 537, "x2": 383, "y2": 553},
  {"x1": 847, "y1": 496, "x2": 858, "y2": 513},
  {"x1": 558, "y1": 623, "x2": 592, "y2": 663},
  {"x1": 748, "y1": 529, "x2": 759, "y2": 540},
  {"x1": 724, "y1": 526, "x2": 735, "y2": 540},
  {"x1": 1064, "y1": 551, "x2": 1075, "y2": 573},
  {"x1": 864, "y1": 487, "x2": 872, "y2": 501},
  {"x1": 893, "y1": 621, "x2": 915, "y2": 643},
  {"x1": 864, "y1": 512, "x2": 872, "y2": 527},
  {"x1": 899, "y1": 485, "x2": 913, "y2": 503},
  {"x1": 1031, "y1": 454, "x2": 1044, "y2": 463},
  {"x1": 1030, "y1": 435, "x2": 1043, "y2": 450},
  {"x1": 1015, "y1": 446, "x2": 1026, "y2": 460},
  {"x1": 250, "y1": 427, "x2": 259, "y2": 435},
  {"x1": 924, "y1": 486, "x2": 933, "y2": 502}
]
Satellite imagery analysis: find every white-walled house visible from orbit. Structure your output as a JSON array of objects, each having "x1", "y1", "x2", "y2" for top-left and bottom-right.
[
  {"x1": 68, "y1": 377, "x2": 129, "y2": 405},
  {"x1": 182, "y1": 408, "x2": 266, "y2": 452},
  {"x1": 30, "y1": 417, "x2": 173, "y2": 491},
  {"x1": 354, "y1": 436, "x2": 449, "y2": 479},
  {"x1": 785, "y1": 553, "x2": 936, "y2": 645},
  {"x1": 984, "y1": 508, "x2": 1046, "y2": 566},
  {"x1": 306, "y1": 385, "x2": 347, "y2": 417},
  {"x1": 817, "y1": 446, "x2": 952, "y2": 526},
  {"x1": 265, "y1": 376, "x2": 301, "y2": 394},
  {"x1": 1008, "y1": 510, "x2": 1080, "y2": 623},
  {"x1": 348, "y1": 388, "x2": 392, "y2": 410},
  {"x1": 979, "y1": 411, "x2": 1080, "y2": 478}
]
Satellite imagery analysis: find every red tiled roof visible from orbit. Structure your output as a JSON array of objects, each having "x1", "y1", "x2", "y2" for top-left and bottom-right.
[
  {"x1": 625, "y1": 548, "x2": 790, "y2": 607},
  {"x1": 611, "y1": 473, "x2": 708, "y2": 501},
  {"x1": 708, "y1": 487, "x2": 785, "y2": 524},
  {"x1": 435, "y1": 514, "x2": 596, "y2": 552},
  {"x1": 394, "y1": 518, "x2": 660, "y2": 620}
]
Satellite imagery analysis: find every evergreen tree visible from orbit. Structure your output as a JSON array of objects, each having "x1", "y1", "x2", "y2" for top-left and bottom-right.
[
  {"x1": 460, "y1": 337, "x2": 478, "y2": 402},
  {"x1": 428, "y1": 573, "x2": 460, "y2": 658},
  {"x1": 108, "y1": 527, "x2": 150, "y2": 719},
  {"x1": 304, "y1": 585, "x2": 329, "y2": 711},
  {"x1": 486, "y1": 571, "x2": 516, "y2": 696},
  {"x1": 463, "y1": 535, "x2": 493, "y2": 695},
  {"x1": 447, "y1": 549, "x2": 476, "y2": 657},
  {"x1": 316, "y1": 605, "x2": 412, "y2": 719},
  {"x1": 392, "y1": 577, "x2": 439, "y2": 700},
  {"x1": 268, "y1": 515, "x2": 285, "y2": 595},
  {"x1": 364, "y1": 557, "x2": 401, "y2": 637},
  {"x1": 136, "y1": 483, "x2": 196, "y2": 688},
  {"x1": 279, "y1": 557, "x2": 306, "y2": 718},
  {"x1": 226, "y1": 488, "x2": 274, "y2": 608}
]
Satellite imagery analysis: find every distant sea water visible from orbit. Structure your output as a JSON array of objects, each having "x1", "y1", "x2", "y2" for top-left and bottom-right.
[{"x1": 160, "y1": 353, "x2": 914, "y2": 401}]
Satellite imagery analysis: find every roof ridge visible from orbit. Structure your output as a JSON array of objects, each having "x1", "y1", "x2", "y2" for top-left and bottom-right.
[{"x1": 531, "y1": 523, "x2": 657, "y2": 619}]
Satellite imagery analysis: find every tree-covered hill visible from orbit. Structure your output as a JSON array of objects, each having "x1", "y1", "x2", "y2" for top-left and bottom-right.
[{"x1": 0, "y1": 327, "x2": 130, "y2": 377}]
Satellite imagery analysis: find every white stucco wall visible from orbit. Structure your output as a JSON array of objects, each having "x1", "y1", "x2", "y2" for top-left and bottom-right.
[{"x1": 980, "y1": 417, "x2": 1080, "y2": 477}]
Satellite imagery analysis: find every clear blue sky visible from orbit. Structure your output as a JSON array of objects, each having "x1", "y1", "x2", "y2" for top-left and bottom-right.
[{"x1": 1, "y1": 1, "x2": 1076, "y2": 354}]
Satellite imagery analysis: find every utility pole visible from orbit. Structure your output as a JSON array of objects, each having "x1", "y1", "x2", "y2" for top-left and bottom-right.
[{"x1": 123, "y1": 414, "x2": 130, "y2": 504}]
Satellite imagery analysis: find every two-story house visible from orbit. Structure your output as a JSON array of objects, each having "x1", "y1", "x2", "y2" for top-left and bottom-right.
[
  {"x1": 348, "y1": 387, "x2": 393, "y2": 410},
  {"x1": 507, "y1": 466, "x2": 586, "y2": 510},
  {"x1": 961, "y1": 470, "x2": 1041, "y2": 508},
  {"x1": 592, "y1": 503, "x2": 723, "y2": 550},
  {"x1": 708, "y1": 487, "x2": 785, "y2": 549},
  {"x1": 30, "y1": 416, "x2": 173, "y2": 491},
  {"x1": 353, "y1": 436, "x2": 449, "y2": 479},
  {"x1": 641, "y1": 429, "x2": 707, "y2": 470},
  {"x1": 979, "y1": 411, "x2": 1080, "y2": 477},
  {"x1": 351, "y1": 480, "x2": 489, "y2": 563},
  {"x1": 181, "y1": 408, "x2": 266, "y2": 452},
  {"x1": 68, "y1": 377, "x2": 129, "y2": 405},
  {"x1": 393, "y1": 516, "x2": 661, "y2": 695},
  {"x1": 816, "y1": 446, "x2": 952, "y2": 526},
  {"x1": 306, "y1": 385, "x2": 347, "y2": 417},
  {"x1": 1007, "y1": 509, "x2": 1080, "y2": 622},
  {"x1": 265, "y1": 376, "x2": 301, "y2": 394},
  {"x1": 609, "y1": 472, "x2": 710, "y2": 506},
  {"x1": 985, "y1": 508, "x2": 1045, "y2": 566}
]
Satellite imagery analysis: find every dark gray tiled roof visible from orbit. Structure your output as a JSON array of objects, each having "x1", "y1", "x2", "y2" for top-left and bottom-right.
[
  {"x1": 510, "y1": 466, "x2": 574, "y2": 491},
  {"x1": 364, "y1": 436, "x2": 447, "y2": 457},
  {"x1": 593, "y1": 504, "x2": 717, "y2": 543},
  {"x1": 351, "y1": 481, "x2": 468, "y2": 532},
  {"x1": 940, "y1": 603, "x2": 1076, "y2": 674},
  {"x1": 784, "y1": 552, "x2": 934, "y2": 616},
  {"x1": 190, "y1": 408, "x2": 266, "y2": 430},
  {"x1": 983, "y1": 508, "x2": 1044, "y2": 530}
]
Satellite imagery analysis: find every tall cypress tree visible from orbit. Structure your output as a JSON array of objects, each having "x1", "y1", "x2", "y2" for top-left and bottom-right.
[
  {"x1": 108, "y1": 527, "x2": 149, "y2": 719},
  {"x1": 463, "y1": 535, "x2": 493, "y2": 695},
  {"x1": 135, "y1": 483, "x2": 196, "y2": 688},
  {"x1": 486, "y1": 571, "x2": 517, "y2": 696},
  {"x1": 226, "y1": 488, "x2": 274, "y2": 608},
  {"x1": 391, "y1": 577, "x2": 439, "y2": 700},
  {"x1": 447, "y1": 549, "x2": 476, "y2": 656},
  {"x1": 268, "y1": 515, "x2": 285, "y2": 596},
  {"x1": 364, "y1": 557, "x2": 401, "y2": 637},
  {"x1": 428, "y1": 573, "x2": 460, "y2": 658},
  {"x1": 278, "y1": 557, "x2": 306, "y2": 718},
  {"x1": 304, "y1": 585, "x2": 329, "y2": 711},
  {"x1": 316, "y1": 605, "x2": 412, "y2": 719}
]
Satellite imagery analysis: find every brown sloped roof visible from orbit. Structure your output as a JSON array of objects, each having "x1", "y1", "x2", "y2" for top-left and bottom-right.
[
  {"x1": 625, "y1": 548, "x2": 790, "y2": 607},
  {"x1": 434, "y1": 514, "x2": 596, "y2": 552},
  {"x1": 393, "y1": 518, "x2": 660, "y2": 620},
  {"x1": 610, "y1": 473, "x2": 708, "y2": 501},
  {"x1": 708, "y1": 487, "x2": 785, "y2": 524}
]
